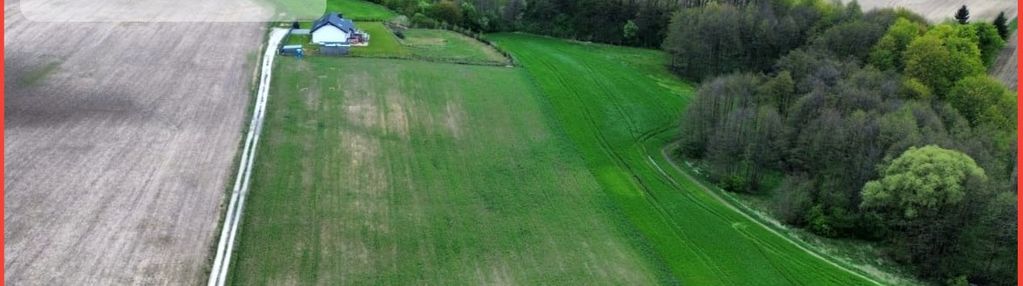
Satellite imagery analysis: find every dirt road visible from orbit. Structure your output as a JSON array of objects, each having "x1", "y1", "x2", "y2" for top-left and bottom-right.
[{"x1": 4, "y1": 1, "x2": 265, "y2": 284}]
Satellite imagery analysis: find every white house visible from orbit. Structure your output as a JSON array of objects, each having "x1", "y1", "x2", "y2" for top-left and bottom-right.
[{"x1": 311, "y1": 12, "x2": 357, "y2": 45}]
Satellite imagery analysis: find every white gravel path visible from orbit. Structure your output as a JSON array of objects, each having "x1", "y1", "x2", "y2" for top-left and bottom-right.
[{"x1": 207, "y1": 27, "x2": 290, "y2": 286}]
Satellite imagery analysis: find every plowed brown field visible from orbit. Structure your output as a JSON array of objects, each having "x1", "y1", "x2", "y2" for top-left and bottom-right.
[
  {"x1": 4, "y1": 1, "x2": 266, "y2": 284},
  {"x1": 853, "y1": 0, "x2": 1015, "y2": 22}
]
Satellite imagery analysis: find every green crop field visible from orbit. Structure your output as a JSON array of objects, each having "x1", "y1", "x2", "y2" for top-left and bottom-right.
[
  {"x1": 325, "y1": 0, "x2": 396, "y2": 21},
  {"x1": 231, "y1": 26, "x2": 885, "y2": 284},
  {"x1": 229, "y1": 57, "x2": 663, "y2": 284},
  {"x1": 488, "y1": 33, "x2": 879, "y2": 285}
]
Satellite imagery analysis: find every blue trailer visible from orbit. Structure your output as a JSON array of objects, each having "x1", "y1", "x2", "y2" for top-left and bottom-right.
[{"x1": 279, "y1": 45, "x2": 303, "y2": 56}]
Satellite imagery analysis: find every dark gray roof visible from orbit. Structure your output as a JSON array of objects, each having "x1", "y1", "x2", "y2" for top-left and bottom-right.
[{"x1": 311, "y1": 12, "x2": 356, "y2": 33}]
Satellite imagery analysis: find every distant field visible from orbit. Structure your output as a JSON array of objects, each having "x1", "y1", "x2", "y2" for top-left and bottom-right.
[
  {"x1": 229, "y1": 57, "x2": 660, "y2": 284},
  {"x1": 990, "y1": 33, "x2": 1018, "y2": 90},
  {"x1": 325, "y1": 0, "x2": 395, "y2": 21},
  {"x1": 850, "y1": 0, "x2": 1016, "y2": 23},
  {"x1": 489, "y1": 33, "x2": 879, "y2": 285}
]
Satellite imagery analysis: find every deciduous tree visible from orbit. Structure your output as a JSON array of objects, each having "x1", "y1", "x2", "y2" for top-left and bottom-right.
[
  {"x1": 903, "y1": 26, "x2": 984, "y2": 95},
  {"x1": 947, "y1": 75, "x2": 1016, "y2": 131},
  {"x1": 870, "y1": 18, "x2": 926, "y2": 71}
]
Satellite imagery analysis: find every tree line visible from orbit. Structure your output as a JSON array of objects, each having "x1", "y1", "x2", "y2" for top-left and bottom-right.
[
  {"x1": 674, "y1": 2, "x2": 1016, "y2": 285},
  {"x1": 366, "y1": 0, "x2": 770, "y2": 48}
]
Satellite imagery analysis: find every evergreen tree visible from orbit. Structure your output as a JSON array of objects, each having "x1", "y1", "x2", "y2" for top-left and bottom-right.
[
  {"x1": 955, "y1": 5, "x2": 970, "y2": 24},
  {"x1": 993, "y1": 11, "x2": 1009, "y2": 39}
]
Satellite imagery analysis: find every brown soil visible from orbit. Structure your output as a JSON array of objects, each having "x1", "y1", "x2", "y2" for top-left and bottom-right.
[{"x1": 3, "y1": 1, "x2": 266, "y2": 284}]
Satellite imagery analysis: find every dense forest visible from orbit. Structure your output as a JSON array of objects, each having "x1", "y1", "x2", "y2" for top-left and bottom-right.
[
  {"x1": 369, "y1": 0, "x2": 688, "y2": 47},
  {"x1": 369, "y1": 0, "x2": 818, "y2": 49},
  {"x1": 671, "y1": 2, "x2": 1017, "y2": 285}
]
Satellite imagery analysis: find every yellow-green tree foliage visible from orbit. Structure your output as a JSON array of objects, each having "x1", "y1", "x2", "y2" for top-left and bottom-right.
[{"x1": 862, "y1": 145, "x2": 986, "y2": 218}]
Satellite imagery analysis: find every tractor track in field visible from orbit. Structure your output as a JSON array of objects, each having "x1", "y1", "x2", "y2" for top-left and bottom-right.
[
  {"x1": 530, "y1": 52, "x2": 738, "y2": 283},
  {"x1": 513, "y1": 38, "x2": 875, "y2": 284},
  {"x1": 650, "y1": 141, "x2": 885, "y2": 286},
  {"x1": 207, "y1": 27, "x2": 290, "y2": 286}
]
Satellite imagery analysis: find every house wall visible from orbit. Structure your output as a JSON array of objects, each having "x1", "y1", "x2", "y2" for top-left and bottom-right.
[{"x1": 312, "y1": 25, "x2": 349, "y2": 44}]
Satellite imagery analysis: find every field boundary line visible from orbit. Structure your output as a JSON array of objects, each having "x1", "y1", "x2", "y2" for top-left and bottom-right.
[
  {"x1": 651, "y1": 144, "x2": 885, "y2": 286},
  {"x1": 207, "y1": 27, "x2": 289, "y2": 286}
]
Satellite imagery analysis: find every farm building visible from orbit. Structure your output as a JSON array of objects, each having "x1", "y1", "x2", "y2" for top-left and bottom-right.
[{"x1": 311, "y1": 12, "x2": 368, "y2": 46}]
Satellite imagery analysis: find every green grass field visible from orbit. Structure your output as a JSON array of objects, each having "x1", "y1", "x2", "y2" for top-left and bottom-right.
[
  {"x1": 232, "y1": 23, "x2": 886, "y2": 283},
  {"x1": 347, "y1": 25, "x2": 508, "y2": 65},
  {"x1": 325, "y1": 0, "x2": 396, "y2": 21},
  {"x1": 348, "y1": 22, "x2": 409, "y2": 57},
  {"x1": 283, "y1": 34, "x2": 310, "y2": 46},
  {"x1": 488, "y1": 33, "x2": 879, "y2": 285},
  {"x1": 402, "y1": 29, "x2": 509, "y2": 65},
  {"x1": 229, "y1": 57, "x2": 663, "y2": 284}
]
